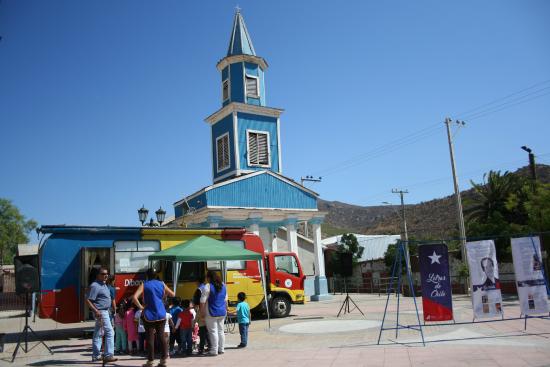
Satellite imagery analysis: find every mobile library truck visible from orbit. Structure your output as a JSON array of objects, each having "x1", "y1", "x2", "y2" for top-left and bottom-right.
[{"x1": 37, "y1": 225, "x2": 305, "y2": 323}]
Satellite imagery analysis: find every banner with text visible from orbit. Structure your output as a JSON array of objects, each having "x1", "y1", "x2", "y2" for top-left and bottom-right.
[
  {"x1": 511, "y1": 236, "x2": 549, "y2": 315},
  {"x1": 466, "y1": 240, "x2": 503, "y2": 318},
  {"x1": 419, "y1": 243, "x2": 453, "y2": 321}
]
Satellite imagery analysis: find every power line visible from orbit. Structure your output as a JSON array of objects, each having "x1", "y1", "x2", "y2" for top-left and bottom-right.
[
  {"x1": 311, "y1": 79, "x2": 550, "y2": 178},
  {"x1": 455, "y1": 79, "x2": 550, "y2": 119}
]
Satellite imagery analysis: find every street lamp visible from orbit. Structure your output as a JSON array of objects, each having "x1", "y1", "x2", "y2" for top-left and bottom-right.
[
  {"x1": 137, "y1": 205, "x2": 166, "y2": 227},
  {"x1": 521, "y1": 146, "x2": 537, "y2": 190}
]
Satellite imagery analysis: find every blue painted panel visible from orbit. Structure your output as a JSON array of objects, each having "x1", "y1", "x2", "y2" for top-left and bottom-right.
[
  {"x1": 229, "y1": 63, "x2": 244, "y2": 103},
  {"x1": 174, "y1": 205, "x2": 183, "y2": 218},
  {"x1": 40, "y1": 231, "x2": 140, "y2": 299},
  {"x1": 206, "y1": 172, "x2": 317, "y2": 209},
  {"x1": 212, "y1": 114, "x2": 236, "y2": 180},
  {"x1": 237, "y1": 113, "x2": 279, "y2": 173},
  {"x1": 244, "y1": 62, "x2": 259, "y2": 76},
  {"x1": 246, "y1": 97, "x2": 261, "y2": 106},
  {"x1": 184, "y1": 191, "x2": 208, "y2": 213},
  {"x1": 221, "y1": 66, "x2": 229, "y2": 81}
]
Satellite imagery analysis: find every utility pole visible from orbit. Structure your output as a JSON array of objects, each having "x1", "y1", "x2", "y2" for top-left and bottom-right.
[
  {"x1": 445, "y1": 118, "x2": 468, "y2": 263},
  {"x1": 391, "y1": 189, "x2": 409, "y2": 242},
  {"x1": 300, "y1": 175, "x2": 322, "y2": 186},
  {"x1": 392, "y1": 189, "x2": 411, "y2": 274}
]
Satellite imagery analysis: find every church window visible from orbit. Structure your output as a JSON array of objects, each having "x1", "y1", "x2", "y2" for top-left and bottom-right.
[
  {"x1": 222, "y1": 79, "x2": 229, "y2": 101},
  {"x1": 245, "y1": 75, "x2": 259, "y2": 98},
  {"x1": 247, "y1": 130, "x2": 270, "y2": 167},
  {"x1": 216, "y1": 133, "x2": 230, "y2": 172}
]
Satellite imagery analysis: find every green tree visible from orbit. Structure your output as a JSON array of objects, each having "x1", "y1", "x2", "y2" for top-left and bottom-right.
[
  {"x1": 524, "y1": 183, "x2": 550, "y2": 232},
  {"x1": 337, "y1": 233, "x2": 364, "y2": 262},
  {"x1": 0, "y1": 198, "x2": 37, "y2": 265},
  {"x1": 331, "y1": 233, "x2": 364, "y2": 276},
  {"x1": 464, "y1": 171, "x2": 527, "y2": 259},
  {"x1": 383, "y1": 240, "x2": 417, "y2": 273}
]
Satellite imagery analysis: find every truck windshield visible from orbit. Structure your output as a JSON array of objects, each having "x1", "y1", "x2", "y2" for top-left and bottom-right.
[{"x1": 274, "y1": 255, "x2": 300, "y2": 276}]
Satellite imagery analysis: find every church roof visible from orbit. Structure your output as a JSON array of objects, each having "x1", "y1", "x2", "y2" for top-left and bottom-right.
[
  {"x1": 174, "y1": 170, "x2": 319, "y2": 210},
  {"x1": 227, "y1": 10, "x2": 256, "y2": 57}
]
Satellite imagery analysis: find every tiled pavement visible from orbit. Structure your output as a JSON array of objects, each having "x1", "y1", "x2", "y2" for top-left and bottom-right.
[{"x1": 1, "y1": 294, "x2": 549, "y2": 366}]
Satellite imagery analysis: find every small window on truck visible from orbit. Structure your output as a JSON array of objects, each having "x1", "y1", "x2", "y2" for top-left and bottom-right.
[
  {"x1": 207, "y1": 240, "x2": 246, "y2": 270},
  {"x1": 163, "y1": 261, "x2": 203, "y2": 282},
  {"x1": 274, "y1": 255, "x2": 300, "y2": 276},
  {"x1": 114, "y1": 240, "x2": 160, "y2": 274}
]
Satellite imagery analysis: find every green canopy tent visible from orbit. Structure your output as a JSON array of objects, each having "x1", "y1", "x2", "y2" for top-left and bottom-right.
[{"x1": 148, "y1": 235, "x2": 271, "y2": 327}]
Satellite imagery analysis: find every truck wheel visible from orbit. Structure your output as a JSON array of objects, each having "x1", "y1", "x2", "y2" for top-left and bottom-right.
[{"x1": 270, "y1": 295, "x2": 291, "y2": 318}]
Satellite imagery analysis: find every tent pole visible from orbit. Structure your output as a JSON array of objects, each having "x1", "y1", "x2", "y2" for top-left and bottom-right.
[
  {"x1": 222, "y1": 261, "x2": 227, "y2": 284},
  {"x1": 173, "y1": 262, "x2": 181, "y2": 294},
  {"x1": 259, "y1": 260, "x2": 271, "y2": 329}
]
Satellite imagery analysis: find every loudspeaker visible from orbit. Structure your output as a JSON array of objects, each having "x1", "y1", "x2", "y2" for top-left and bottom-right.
[
  {"x1": 337, "y1": 252, "x2": 353, "y2": 278},
  {"x1": 14, "y1": 255, "x2": 39, "y2": 294}
]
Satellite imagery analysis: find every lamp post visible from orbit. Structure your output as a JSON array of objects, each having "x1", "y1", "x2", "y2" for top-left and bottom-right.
[
  {"x1": 137, "y1": 205, "x2": 166, "y2": 227},
  {"x1": 521, "y1": 146, "x2": 537, "y2": 192}
]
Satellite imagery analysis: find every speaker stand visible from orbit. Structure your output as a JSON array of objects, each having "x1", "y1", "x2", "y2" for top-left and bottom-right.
[
  {"x1": 337, "y1": 277, "x2": 365, "y2": 317},
  {"x1": 11, "y1": 292, "x2": 53, "y2": 363}
]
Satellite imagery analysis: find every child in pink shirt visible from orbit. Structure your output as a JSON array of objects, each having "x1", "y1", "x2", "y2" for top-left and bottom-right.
[{"x1": 124, "y1": 304, "x2": 139, "y2": 354}]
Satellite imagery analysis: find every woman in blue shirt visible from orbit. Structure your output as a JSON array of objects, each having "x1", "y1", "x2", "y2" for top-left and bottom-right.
[
  {"x1": 133, "y1": 268, "x2": 175, "y2": 367},
  {"x1": 199, "y1": 270, "x2": 228, "y2": 356}
]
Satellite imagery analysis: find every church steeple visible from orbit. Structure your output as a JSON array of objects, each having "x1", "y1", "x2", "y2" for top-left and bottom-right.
[
  {"x1": 206, "y1": 11, "x2": 284, "y2": 184},
  {"x1": 227, "y1": 10, "x2": 256, "y2": 56}
]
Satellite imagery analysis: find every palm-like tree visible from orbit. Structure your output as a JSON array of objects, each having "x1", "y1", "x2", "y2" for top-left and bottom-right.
[{"x1": 464, "y1": 170, "x2": 525, "y2": 224}]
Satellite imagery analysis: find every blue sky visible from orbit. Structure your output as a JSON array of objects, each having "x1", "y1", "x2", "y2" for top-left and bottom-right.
[{"x1": 1, "y1": 1, "x2": 549, "y2": 228}]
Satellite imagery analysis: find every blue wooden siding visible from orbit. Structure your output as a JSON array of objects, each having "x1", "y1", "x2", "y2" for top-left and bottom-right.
[
  {"x1": 246, "y1": 97, "x2": 261, "y2": 106},
  {"x1": 237, "y1": 112, "x2": 279, "y2": 173},
  {"x1": 211, "y1": 114, "x2": 235, "y2": 181},
  {"x1": 244, "y1": 62, "x2": 258, "y2": 76},
  {"x1": 206, "y1": 172, "x2": 316, "y2": 209},
  {"x1": 222, "y1": 66, "x2": 229, "y2": 81},
  {"x1": 181, "y1": 191, "x2": 208, "y2": 214},
  {"x1": 229, "y1": 62, "x2": 244, "y2": 103}
]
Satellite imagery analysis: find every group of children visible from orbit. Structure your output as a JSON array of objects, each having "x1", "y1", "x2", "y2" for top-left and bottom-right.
[{"x1": 111, "y1": 292, "x2": 250, "y2": 356}]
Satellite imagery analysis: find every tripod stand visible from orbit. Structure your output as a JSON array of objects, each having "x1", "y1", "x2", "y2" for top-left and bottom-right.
[
  {"x1": 337, "y1": 277, "x2": 365, "y2": 317},
  {"x1": 11, "y1": 292, "x2": 53, "y2": 363}
]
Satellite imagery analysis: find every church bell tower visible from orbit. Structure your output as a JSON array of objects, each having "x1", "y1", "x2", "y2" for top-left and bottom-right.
[{"x1": 205, "y1": 10, "x2": 284, "y2": 183}]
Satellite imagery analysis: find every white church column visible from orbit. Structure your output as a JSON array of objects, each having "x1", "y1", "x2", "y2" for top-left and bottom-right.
[
  {"x1": 268, "y1": 226, "x2": 278, "y2": 252},
  {"x1": 309, "y1": 216, "x2": 331, "y2": 301},
  {"x1": 312, "y1": 222, "x2": 325, "y2": 277},
  {"x1": 247, "y1": 212, "x2": 262, "y2": 237},
  {"x1": 285, "y1": 216, "x2": 298, "y2": 255}
]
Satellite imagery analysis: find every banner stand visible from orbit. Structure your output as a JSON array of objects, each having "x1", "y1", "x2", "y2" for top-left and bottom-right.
[{"x1": 377, "y1": 240, "x2": 425, "y2": 346}]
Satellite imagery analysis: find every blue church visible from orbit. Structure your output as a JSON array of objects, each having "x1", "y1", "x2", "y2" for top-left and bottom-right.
[{"x1": 173, "y1": 11, "x2": 330, "y2": 301}]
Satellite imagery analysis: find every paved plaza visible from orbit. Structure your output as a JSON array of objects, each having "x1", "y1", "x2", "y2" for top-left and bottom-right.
[{"x1": 1, "y1": 293, "x2": 549, "y2": 366}]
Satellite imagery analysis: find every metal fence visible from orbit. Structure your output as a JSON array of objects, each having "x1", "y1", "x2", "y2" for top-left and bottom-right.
[
  {"x1": 0, "y1": 268, "x2": 25, "y2": 311},
  {"x1": 328, "y1": 273, "x2": 518, "y2": 296}
]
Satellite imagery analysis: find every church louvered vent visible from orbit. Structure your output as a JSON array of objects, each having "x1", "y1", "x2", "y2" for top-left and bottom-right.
[
  {"x1": 216, "y1": 134, "x2": 230, "y2": 171},
  {"x1": 222, "y1": 80, "x2": 229, "y2": 101},
  {"x1": 245, "y1": 75, "x2": 259, "y2": 97},
  {"x1": 248, "y1": 131, "x2": 269, "y2": 166}
]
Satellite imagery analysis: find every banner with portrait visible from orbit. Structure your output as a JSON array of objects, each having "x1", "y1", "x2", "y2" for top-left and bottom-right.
[
  {"x1": 466, "y1": 240, "x2": 503, "y2": 318},
  {"x1": 511, "y1": 236, "x2": 549, "y2": 315},
  {"x1": 419, "y1": 243, "x2": 453, "y2": 321}
]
